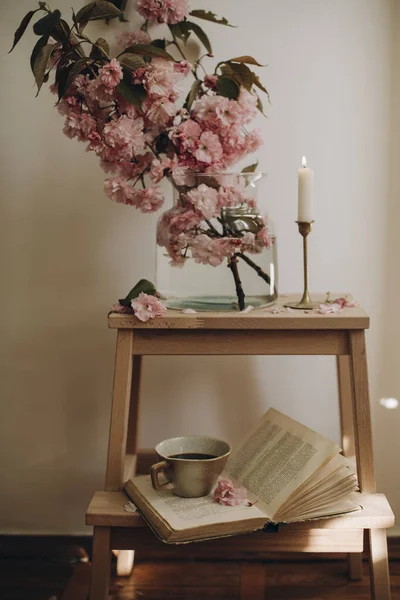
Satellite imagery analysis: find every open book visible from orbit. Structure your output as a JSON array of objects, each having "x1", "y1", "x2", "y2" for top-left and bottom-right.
[{"x1": 124, "y1": 408, "x2": 360, "y2": 544}]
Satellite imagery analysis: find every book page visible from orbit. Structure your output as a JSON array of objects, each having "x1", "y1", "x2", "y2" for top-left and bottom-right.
[
  {"x1": 226, "y1": 408, "x2": 340, "y2": 518},
  {"x1": 131, "y1": 475, "x2": 267, "y2": 532}
]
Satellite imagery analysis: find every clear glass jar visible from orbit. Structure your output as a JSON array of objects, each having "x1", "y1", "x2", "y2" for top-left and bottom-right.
[{"x1": 156, "y1": 172, "x2": 278, "y2": 311}]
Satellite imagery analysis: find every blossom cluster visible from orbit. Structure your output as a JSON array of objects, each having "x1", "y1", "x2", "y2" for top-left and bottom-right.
[{"x1": 157, "y1": 181, "x2": 271, "y2": 266}]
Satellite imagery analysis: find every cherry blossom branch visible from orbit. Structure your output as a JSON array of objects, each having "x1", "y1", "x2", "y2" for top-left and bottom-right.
[
  {"x1": 205, "y1": 219, "x2": 222, "y2": 237},
  {"x1": 228, "y1": 256, "x2": 245, "y2": 311},
  {"x1": 236, "y1": 252, "x2": 271, "y2": 285}
]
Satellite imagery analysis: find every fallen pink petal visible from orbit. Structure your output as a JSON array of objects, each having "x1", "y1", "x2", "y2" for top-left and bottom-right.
[{"x1": 213, "y1": 477, "x2": 248, "y2": 506}]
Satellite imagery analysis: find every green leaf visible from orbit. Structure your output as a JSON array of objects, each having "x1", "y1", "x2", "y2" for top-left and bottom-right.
[
  {"x1": 185, "y1": 21, "x2": 212, "y2": 54},
  {"x1": 33, "y1": 43, "x2": 55, "y2": 94},
  {"x1": 50, "y1": 19, "x2": 71, "y2": 44},
  {"x1": 119, "y1": 279, "x2": 158, "y2": 306},
  {"x1": 9, "y1": 9, "x2": 41, "y2": 53},
  {"x1": 33, "y1": 9, "x2": 61, "y2": 36},
  {"x1": 185, "y1": 79, "x2": 202, "y2": 111},
  {"x1": 30, "y1": 35, "x2": 49, "y2": 74},
  {"x1": 63, "y1": 58, "x2": 89, "y2": 96},
  {"x1": 117, "y1": 78, "x2": 147, "y2": 108},
  {"x1": 228, "y1": 62, "x2": 254, "y2": 92},
  {"x1": 75, "y1": 0, "x2": 122, "y2": 30},
  {"x1": 90, "y1": 38, "x2": 110, "y2": 59},
  {"x1": 88, "y1": 1, "x2": 124, "y2": 21},
  {"x1": 242, "y1": 162, "x2": 259, "y2": 173},
  {"x1": 216, "y1": 75, "x2": 239, "y2": 100},
  {"x1": 151, "y1": 39, "x2": 167, "y2": 50},
  {"x1": 229, "y1": 56, "x2": 265, "y2": 66},
  {"x1": 189, "y1": 10, "x2": 235, "y2": 27},
  {"x1": 253, "y1": 73, "x2": 270, "y2": 100},
  {"x1": 123, "y1": 43, "x2": 175, "y2": 61},
  {"x1": 119, "y1": 53, "x2": 146, "y2": 73},
  {"x1": 256, "y1": 93, "x2": 267, "y2": 116},
  {"x1": 169, "y1": 22, "x2": 191, "y2": 44}
]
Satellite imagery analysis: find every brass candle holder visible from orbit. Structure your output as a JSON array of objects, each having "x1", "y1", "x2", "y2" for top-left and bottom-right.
[{"x1": 284, "y1": 221, "x2": 318, "y2": 310}]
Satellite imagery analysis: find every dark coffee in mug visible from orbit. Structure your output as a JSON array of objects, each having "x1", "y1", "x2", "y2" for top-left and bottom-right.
[{"x1": 168, "y1": 453, "x2": 217, "y2": 460}]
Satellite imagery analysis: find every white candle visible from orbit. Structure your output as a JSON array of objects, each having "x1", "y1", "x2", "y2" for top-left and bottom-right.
[{"x1": 298, "y1": 156, "x2": 314, "y2": 222}]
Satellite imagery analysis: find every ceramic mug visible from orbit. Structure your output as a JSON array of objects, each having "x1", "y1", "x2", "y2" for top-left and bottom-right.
[{"x1": 150, "y1": 435, "x2": 231, "y2": 498}]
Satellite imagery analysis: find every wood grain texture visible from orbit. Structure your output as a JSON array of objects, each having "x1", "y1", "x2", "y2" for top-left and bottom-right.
[
  {"x1": 337, "y1": 355, "x2": 363, "y2": 580},
  {"x1": 105, "y1": 330, "x2": 134, "y2": 491},
  {"x1": 130, "y1": 329, "x2": 350, "y2": 356},
  {"x1": 60, "y1": 563, "x2": 90, "y2": 600},
  {"x1": 369, "y1": 529, "x2": 392, "y2": 600},
  {"x1": 86, "y1": 491, "x2": 394, "y2": 530},
  {"x1": 2, "y1": 538, "x2": 400, "y2": 599},
  {"x1": 349, "y1": 330, "x2": 376, "y2": 493},
  {"x1": 240, "y1": 563, "x2": 266, "y2": 600},
  {"x1": 90, "y1": 527, "x2": 111, "y2": 600},
  {"x1": 108, "y1": 295, "x2": 369, "y2": 331},
  {"x1": 111, "y1": 527, "x2": 364, "y2": 554}
]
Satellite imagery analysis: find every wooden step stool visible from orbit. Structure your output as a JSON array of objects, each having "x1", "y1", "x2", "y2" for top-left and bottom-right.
[{"x1": 86, "y1": 294, "x2": 394, "y2": 600}]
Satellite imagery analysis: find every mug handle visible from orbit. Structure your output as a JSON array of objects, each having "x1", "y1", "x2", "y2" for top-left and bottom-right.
[{"x1": 151, "y1": 461, "x2": 170, "y2": 491}]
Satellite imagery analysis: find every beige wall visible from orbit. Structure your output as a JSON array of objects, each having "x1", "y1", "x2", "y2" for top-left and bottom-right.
[{"x1": 1, "y1": 0, "x2": 398, "y2": 535}]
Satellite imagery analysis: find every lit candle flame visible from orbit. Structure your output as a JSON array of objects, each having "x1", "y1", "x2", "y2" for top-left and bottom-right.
[{"x1": 302, "y1": 156, "x2": 307, "y2": 168}]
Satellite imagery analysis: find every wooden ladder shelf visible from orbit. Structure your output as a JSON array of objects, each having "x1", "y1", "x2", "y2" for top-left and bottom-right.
[{"x1": 86, "y1": 294, "x2": 394, "y2": 600}]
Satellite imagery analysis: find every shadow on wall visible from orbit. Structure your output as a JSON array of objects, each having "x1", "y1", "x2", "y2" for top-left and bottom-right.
[{"x1": 140, "y1": 355, "x2": 265, "y2": 446}]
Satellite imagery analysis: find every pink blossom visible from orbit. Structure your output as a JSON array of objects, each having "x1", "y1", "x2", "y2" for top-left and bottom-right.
[
  {"x1": 187, "y1": 184, "x2": 218, "y2": 219},
  {"x1": 170, "y1": 119, "x2": 201, "y2": 152},
  {"x1": 245, "y1": 129, "x2": 263, "y2": 153},
  {"x1": 63, "y1": 112, "x2": 96, "y2": 141},
  {"x1": 109, "y1": 302, "x2": 134, "y2": 314},
  {"x1": 213, "y1": 477, "x2": 248, "y2": 506},
  {"x1": 145, "y1": 59, "x2": 175, "y2": 97},
  {"x1": 195, "y1": 131, "x2": 223, "y2": 164},
  {"x1": 136, "y1": 0, "x2": 189, "y2": 24},
  {"x1": 204, "y1": 74, "x2": 218, "y2": 90},
  {"x1": 87, "y1": 77, "x2": 116, "y2": 102},
  {"x1": 193, "y1": 95, "x2": 221, "y2": 125},
  {"x1": 57, "y1": 95, "x2": 79, "y2": 116},
  {"x1": 133, "y1": 187, "x2": 165, "y2": 213},
  {"x1": 237, "y1": 88, "x2": 258, "y2": 122},
  {"x1": 104, "y1": 176, "x2": 136, "y2": 205},
  {"x1": 99, "y1": 58, "x2": 123, "y2": 89},
  {"x1": 333, "y1": 296, "x2": 357, "y2": 308},
  {"x1": 103, "y1": 115, "x2": 146, "y2": 157},
  {"x1": 131, "y1": 292, "x2": 167, "y2": 322},
  {"x1": 190, "y1": 234, "x2": 237, "y2": 267},
  {"x1": 317, "y1": 303, "x2": 342, "y2": 315},
  {"x1": 255, "y1": 219, "x2": 272, "y2": 250},
  {"x1": 143, "y1": 97, "x2": 177, "y2": 127},
  {"x1": 116, "y1": 30, "x2": 150, "y2": 49},
  {"x1": 174, "y1": 60, "x2": 192, "y2": 77},
  {"x1": 150, "y1": 157, "x2": 172, "y2": 183}
]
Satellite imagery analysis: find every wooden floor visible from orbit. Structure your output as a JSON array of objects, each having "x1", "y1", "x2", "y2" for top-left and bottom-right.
[{"x1": 1, "y1": 538, "x2": 400, "y2": 600}]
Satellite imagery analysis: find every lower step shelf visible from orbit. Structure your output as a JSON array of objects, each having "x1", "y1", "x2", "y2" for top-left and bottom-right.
[{"x1": 86, "y1": 491, "x2": 394, "y2": 556}]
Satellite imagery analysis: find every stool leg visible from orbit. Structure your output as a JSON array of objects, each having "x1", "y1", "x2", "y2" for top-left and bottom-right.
[
  {"x1": 90, "y1": 527, "x2": 111, "y2": 600},
  {"x1": 105, "y1": 330, "x2": 134, "y2": 491},
  {"x1": 116, "y1": 355, "x2": 143, "y2": 577},
  {"x1": 369, "y1": 529, "x2": 391, "y2": 600},
  {"x1": 348, "y1": 330, "x2": 376, "y2": 492},
  {"x1": 124, "y1": 354, "x2": 143, "y2": 481},
  {"x1": 349, "y1": 331, "x2": 391, "y2": 598},
  {"x1": 336, "y1": 355, "x2": 363, "y2": 580}
]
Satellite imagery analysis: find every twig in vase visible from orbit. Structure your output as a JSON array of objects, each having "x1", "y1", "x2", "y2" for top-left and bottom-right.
[
  {"x1": 237, "y1": 252, "x2": 271, "y2": 286},
  {"x1": 228, "y1": 256, "x2": 245, "y2": 311},
  {"x1": 205, "y1": 220, "x2": 222, "y2": 237}
]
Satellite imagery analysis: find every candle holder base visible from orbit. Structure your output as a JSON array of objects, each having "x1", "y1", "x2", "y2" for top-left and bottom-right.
[
  {"x1": 284, "y1": 289, "x2": 318, "y2": 311},
  {"x1": 284, "y1": 300, "x2": 319, "y2": 311}
]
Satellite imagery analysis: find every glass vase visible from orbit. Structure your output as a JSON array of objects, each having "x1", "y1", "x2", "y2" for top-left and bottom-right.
[{"x1": 156, "y1": 172, "x2": 278, "y2": 311}]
